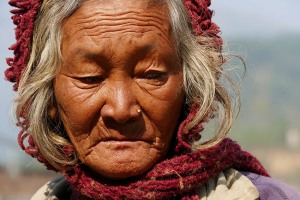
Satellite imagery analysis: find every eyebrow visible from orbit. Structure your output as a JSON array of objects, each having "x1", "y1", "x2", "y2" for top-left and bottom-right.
[
  {"x1": 75, "y1": 48, "x2": 98, "y2": 61},
  {"x1": 74, "y1": 42, "x2": 157, "y2": 61}
]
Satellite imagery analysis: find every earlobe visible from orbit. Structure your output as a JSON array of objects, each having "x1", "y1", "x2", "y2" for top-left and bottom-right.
[
  {"x1": 47, "y1": 99, "x2": 66, "y2": 134},
  {"x1": 49, "y1": 105, "x2": 58, "y2": 121},
  {"x1": 48, "y1": 98, "x2": 59, "y2": 122}
]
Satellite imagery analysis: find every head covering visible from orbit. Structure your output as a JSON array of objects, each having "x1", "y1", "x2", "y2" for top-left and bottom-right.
[
  {"x1": 5, "y1": 1, "x2": 269, "y2": 199},
  {"x1": 5, "y1": 0, "x2": 42, "y2": 90},
  {"x1": 5, "y1": 0, "x2": 222, "y2": 90}
]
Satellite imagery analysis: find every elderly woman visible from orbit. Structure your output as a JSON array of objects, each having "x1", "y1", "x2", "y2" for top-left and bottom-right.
[{"x1": 5, "y1": 0, "x2": 300, "y2": 199}]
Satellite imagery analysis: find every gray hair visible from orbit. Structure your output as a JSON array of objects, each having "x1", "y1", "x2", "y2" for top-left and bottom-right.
[{"x1": 15, "y1": 0, "x2": 238, "y2": 171}]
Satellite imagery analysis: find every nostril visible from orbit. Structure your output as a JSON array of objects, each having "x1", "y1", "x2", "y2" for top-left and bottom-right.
[
  {"x1": 100, "y1": 104, "x2": 114, "y2": 119},
  {"x1": 101, "y1": 104, "x2": 141, "y2": 124}
]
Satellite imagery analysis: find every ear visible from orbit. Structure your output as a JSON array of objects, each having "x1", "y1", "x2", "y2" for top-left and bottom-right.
[
  {"x1": 47, "y1": 98, "x2": 65, "y2": 134},
  {"x1": 48, "y1": 98, "x2": 59, "y2": 122}
]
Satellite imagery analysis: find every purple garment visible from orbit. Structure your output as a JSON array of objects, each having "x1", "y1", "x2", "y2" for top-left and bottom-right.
[{"x1": 242, "y1": 172, "x2": 300, "y2": 200}]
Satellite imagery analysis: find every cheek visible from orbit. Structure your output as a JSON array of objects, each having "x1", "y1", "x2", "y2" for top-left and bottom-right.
[
  {"x1": 153, "y1": 96, "x2": 184, "y2": 142},
  {"x1": 140, "y1": 75, "x2": 184, "y2": 140},
  {"x1": 54, "y1": 76, "x2": 101, "y2": 135}
]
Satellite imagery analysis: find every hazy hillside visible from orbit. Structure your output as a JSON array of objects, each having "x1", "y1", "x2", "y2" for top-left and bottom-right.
[{"x1": 227, "y1": 35, "x2": 300, "y2": 147}]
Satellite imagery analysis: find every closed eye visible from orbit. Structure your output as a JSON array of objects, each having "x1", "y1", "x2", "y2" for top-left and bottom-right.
[
  {"x1": 138, "y1": 71, "x2": 168, "y2": 87},
  {"x1": 142, "y1": 71, "x2": 166, "y2": 80},
  {"x1": 77, "y1": 76, "x2": 105, "y2": 84}
]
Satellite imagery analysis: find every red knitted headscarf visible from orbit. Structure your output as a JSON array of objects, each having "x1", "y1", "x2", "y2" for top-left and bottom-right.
[{"x1": 6, "y1": 0, "x2": 269, "y2": 199}]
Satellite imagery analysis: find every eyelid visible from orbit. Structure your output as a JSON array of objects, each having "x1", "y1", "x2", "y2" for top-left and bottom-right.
[
  {"x1": 142, "y1": 70, "x2": 166, "y2": 79},
  {"x1": 78, "y1": 76, "x2": 104, "y2": 83},
  {"x1": 72, "y1": 75, "x2": 106, "y2": 89},
  {"x1": 135, "y1": 70, "x2": 168, "y2": 88}
]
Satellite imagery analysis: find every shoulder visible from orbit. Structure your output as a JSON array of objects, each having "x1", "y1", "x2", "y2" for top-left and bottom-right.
[
  {"x1": 242, "y1": 171, "x2": 300, "y2": 200},
  {"x1": 31, "y1": 176, "x2": 72, "y2": 200},
  {"x1": 198, "y1": 169, "x2": 260, "y2": 200}
]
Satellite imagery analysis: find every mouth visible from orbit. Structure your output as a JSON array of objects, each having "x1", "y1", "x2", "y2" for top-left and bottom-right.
[
  {"x1": 94, "y1": 122, "x2": 147, "y2": 141},
  {"x1": 87, "y1": 124, "x2": 151, "y2": 150},
  {"x1": 81, "y1": 138, "x2": 154, "y2": 161},
  {"x1": 99, "y1": 137, "x2": 151, "y2": 144},
  {"x1": 92, "y1": 134, "x2": 152, "y2": 144},
  {"x1": 97, "y1": 139, "x2": 149, "y2": 150}
]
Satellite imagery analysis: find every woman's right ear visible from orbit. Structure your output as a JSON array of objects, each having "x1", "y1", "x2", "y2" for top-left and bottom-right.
[
  {"x1": 48, "y1": 98, "x2": 59, "y2": 122},
  {"x1": 47, "y1": 98, "x2": 66, "y2": 134}
]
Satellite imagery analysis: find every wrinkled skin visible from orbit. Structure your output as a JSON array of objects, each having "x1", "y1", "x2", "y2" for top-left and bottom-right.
[{"x1": 54, "y1": 0, "x2": 184, "y2": 179}]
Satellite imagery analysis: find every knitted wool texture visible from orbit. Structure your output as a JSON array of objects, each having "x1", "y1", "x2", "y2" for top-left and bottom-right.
[
  {"x1": 5, "y1": 0, "x2": 42, "y2": 91},
  {"x1": 7, "y1": 0, "x2": 269, "y2": 199},
  {"x1": 66, "y1": 139, "x2": 268, "y2": 199},
  {"x1": 62, "y1": 105, "x2": 269, "y2": 199}
]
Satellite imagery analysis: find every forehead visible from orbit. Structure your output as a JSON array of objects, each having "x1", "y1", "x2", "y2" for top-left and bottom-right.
[
  {"x1": 61, "y1": 0, "x2": 174, "y2": 60},
  {"x1": 83, "y1": 0, "x2": 166, "y2": 7},
  {"x1": 63, "y1": 0, "x2": 170, "y2": 37}
]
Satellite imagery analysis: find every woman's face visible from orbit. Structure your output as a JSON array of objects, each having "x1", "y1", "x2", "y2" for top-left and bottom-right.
[{"x1": 54, "y1": 0, "x2": 184, "y2": 179}]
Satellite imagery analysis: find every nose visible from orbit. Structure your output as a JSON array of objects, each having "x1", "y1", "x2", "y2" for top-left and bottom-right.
[{"x1": 101, "y1": 81, "x2": 141, "y2": 124}]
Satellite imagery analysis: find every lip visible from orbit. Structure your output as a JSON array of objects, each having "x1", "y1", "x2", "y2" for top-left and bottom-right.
[
  {"x1": 96, "y1": 134, "x2": 151, "y2": 142},
  {"x1": 94, "y1": 124, "x2": 147, "y2": 141},
  {"x1": 99, "y1": 138, "x2": 149, "y2": 143},
  {"x1": 101, "y1": 139, "x2": 139, "y2": 143},
  {"x1": 88, "y1": 132, "x2": 150, "y2": 150},
  {"x1": 98, "y1": 140, "x2": 146, "y2": 150}
]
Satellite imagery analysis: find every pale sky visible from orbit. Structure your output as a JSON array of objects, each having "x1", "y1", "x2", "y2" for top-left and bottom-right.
[
  {"x1": 211, "y1": 0, "x2": 300, "y2": 38},
  {"x1": 0, "y1": 1, "x2": 300, "y2": 164}
]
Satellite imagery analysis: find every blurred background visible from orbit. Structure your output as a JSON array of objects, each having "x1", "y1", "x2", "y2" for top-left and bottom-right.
[{"x1": 1, "y1": 0, "x2": 300, "y2": 199}]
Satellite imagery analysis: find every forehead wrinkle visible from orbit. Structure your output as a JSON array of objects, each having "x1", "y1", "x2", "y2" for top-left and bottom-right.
[
  {"x1": 75, "y1": 41, "x2": 156, "y2": 58},
  {"x1": 68, "y1": 41, "x2": 158, "y2": 72},
  {"x1": 64, "y1": 8, "x2": 171, "y2": 39},
  {"x1": 83, "y1": 0, "x2": 166, "y2": 8}
]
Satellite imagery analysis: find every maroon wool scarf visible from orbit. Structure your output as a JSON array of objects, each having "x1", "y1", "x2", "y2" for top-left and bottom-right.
[
  {"x1": 64, "y1": 138, "x2": 269, "y2": 200},
  {"x1": 62, "y1": 106, "x2": 269, "y2": 199},
  {"x1": 18, "y1": 105, "x2": 269, "y2": 199}
]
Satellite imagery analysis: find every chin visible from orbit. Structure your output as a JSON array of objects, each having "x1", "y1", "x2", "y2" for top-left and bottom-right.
[
  {"x1": 96, "y1": 164, "x2": 152, "y2": 180},
  {"x1": 80, "y1": 141, "x2": 166, "y2": 180}
]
